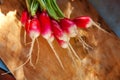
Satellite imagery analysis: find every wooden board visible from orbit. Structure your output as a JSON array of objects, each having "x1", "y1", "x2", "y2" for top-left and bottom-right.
[{"x1": 0, "y1": 0, "x2": 120, "y2": 80}]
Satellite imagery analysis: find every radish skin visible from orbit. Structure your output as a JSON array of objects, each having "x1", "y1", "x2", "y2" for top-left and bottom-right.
[
  {"x1": 51, "y1": 19, "x2": 68, "y2": 41},
  {"x1": 55, "y1": 37, "x2": 68, "y2": 48},
  {"x1": 73, "y1": 16, "x2": 108, "y2": 33},
  {"x1": 60, "y1": 18, "x2": 78, "y2": 38},
  {"x1": 73, "y1": 16, "x2": 92, "y2": 28},
  {"x1": 59, "y1": 18, "x2": 81, "y2": 62},
  {"x1": 20, "y1": 10, "x2": 29, "y2": 45},
  {"x1": 20, "y1": 10, "x2": 29, "y2": 26},
  {"x1": 39, "y1": 11, "x2": 52, "y2": 39}
]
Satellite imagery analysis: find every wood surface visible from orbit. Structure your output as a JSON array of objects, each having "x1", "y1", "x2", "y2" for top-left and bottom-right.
[{"x1": 0, "y1": 0, "x2": 120, "y2": 80}]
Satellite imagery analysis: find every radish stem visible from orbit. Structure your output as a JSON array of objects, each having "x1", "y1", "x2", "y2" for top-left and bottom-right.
[
  {"x1": 51, "y1": 0, "x2": 64, "y2": 18},
  {"x1": 25, "y1": 0, "x2": 30, "y2": 12},
  {"x1": 47, "y1": 40, "x2": 64, "y2": 70}
]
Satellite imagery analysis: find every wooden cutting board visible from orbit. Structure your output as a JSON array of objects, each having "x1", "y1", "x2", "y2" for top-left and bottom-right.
[{"x1": 0, "y1": 0, "x2": 120, "y2": 80}]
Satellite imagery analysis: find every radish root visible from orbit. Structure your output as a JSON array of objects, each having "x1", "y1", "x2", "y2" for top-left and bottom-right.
[
  {"x1": 28, "y1": 37, "x2": 36, "y2": 68},
  {"x1": 1, "y1": 38, "x2": 36, "y2": 75},
  {"x1": 67, "y1": 46, "x2": 77, "y2": 66},
  {"x1": 1, "y1": 53, "x2": 32, "y2": 75},
  {"x1": 24, "y1": 31, "x2": 27, "y2": 45},
  {"x1": 68, "y1": 42, "x2": 81, "y2": 62},
  {"x1": 47, "y1": 41, "x2": 64, "y2": 70},
  {"x1": 35, "y1": 38, "x2": 40, "y2": 65},
  {"x1": 92, "y1": 20, "x2": 109, "y2": 34},
  {"x1": 77, "y1": 34, "x2": 93, "y2": 50}
]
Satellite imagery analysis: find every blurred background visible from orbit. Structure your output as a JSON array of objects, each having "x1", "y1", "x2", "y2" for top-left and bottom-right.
[{"x1": 88, "y1": 0, "x2": 120, "y2": 37}]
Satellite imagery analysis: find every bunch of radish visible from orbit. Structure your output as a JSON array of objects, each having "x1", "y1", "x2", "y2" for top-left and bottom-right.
[{"x1": 19, "y1": 0, "x2": 109, "y2": 70}]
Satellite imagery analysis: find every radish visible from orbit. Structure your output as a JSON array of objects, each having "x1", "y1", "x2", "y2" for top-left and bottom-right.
[
  {"x1": 77, "y1": 35, "x2": 93, "y2": 50},
  {"x1": 39, "y1": 11, "x2": 64, "y2": 70},
  {"x1": 55, "y1": 36, "x2": 80, "y2": 65},
  {"x1": 55, "y1": 37, "x2": 68, "y2": 48},
  {"x1": 20, "y1": 10, "x2": 29, "y2": 26},
  {"x1": 73, "y1": 16, "x2": 108, "y2": 33},
  {"x1": 59, "y1": 18, "x2": 81, "y2": 62},
  {"x1": 73, "y1": 16, "x2": 92, "y2": 28},
  {"x1": 51, "y1": 19, "x2": 68, "y2": 41},
  {"x1": 51, "y1": 19, "x2": 78, "y2": 65},
  {"x1": 2, "y1": 17, "x2": 41, "y2": 75},
  {"x1": 20, "y1": 10, "x2": 30, "y2": 45},
  {"x1": 60, "y1": 18, "x2": 78, "y2": 38},
  {"x1": 39, "y1": 11, "x2": 52, "y2": 39},
  {"x1": 50, "y1": 19, "x2": 68, "y2": 48},
  {"x1": 55, "y1": 37, "x2": 78, "y2": 66},
  {"x1": 21, "y1": 17, "x2": 41, "y2": 68},
  {"x1": 73, "y1": 16, "x2": 110, "y2": 50}
]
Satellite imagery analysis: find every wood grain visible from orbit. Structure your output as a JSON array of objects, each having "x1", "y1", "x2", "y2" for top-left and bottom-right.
[{"x1": 0, "y1": 0, "x2": 120, "y2": 80}]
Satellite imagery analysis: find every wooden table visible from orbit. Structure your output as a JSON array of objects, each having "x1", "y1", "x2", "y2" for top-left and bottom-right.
[{"x1": 0, "y1": 0, "x2": 120, "y2": 80}]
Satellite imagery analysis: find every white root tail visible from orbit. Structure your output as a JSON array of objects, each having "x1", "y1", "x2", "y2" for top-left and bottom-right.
[
  {"x1": 24, "y1": 31, "x2": 27, "y2": 45},
  {"x1": 92, "y1": 20, "x2": 110, "y2": 34},
  {"x1": 68, "y1": 42, "x2": 81, "y2": 62},
  {"x1": 67, "y1": 46, "x2": 77, "y2": 66},
  {"x1": 1, "y1": 38, "x2": 36, "y2": 75},
  {"x1": 35, "y1": 38, "x2": 40, "y2": 65},
  {"x1": 47, "y1": 41, "x2": 65, "y2": 70},
  {"x1": 1, "y1": 56, "x2": 31, "y2": 75},
  {"x1": 28, "y1": 38, "x2": 36, "y2": 68},
  {"x1": 77, "y1": 34, "x2": 93, "y2": 50}
]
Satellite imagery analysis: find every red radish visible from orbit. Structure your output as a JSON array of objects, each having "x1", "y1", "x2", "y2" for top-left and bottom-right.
[
  {"x1": 20, "y1": 10, "x2": 29, "y2": 44},
  {"x1": 73, "y1": 16, "x2": 110, "y2": 50},
  {"x1": 51, "y1": 20, "x2": 79, "y2": 64},
  {"x1": 51, "y1": 19, "x2": 68, "y2": 41},
  {"x1": 47, "y1": 40, "x2": 64, "y2": 70},
  {"x1": 38, "y1": 11, "x2": 64, "y2": 69},
  {"x1": 73, "y1": 16, "x2": 108, "y2": 33},
  {"x1": 39, "y1": 11, "x2": 52, "y2": 40},
  {"x1": 28, "y1": 17, "x2": 41, "y2": 39},
  {"x1": 20, "y1": 10, "x2": 29, "y2": 26},
  {"x1": 55, "y1": 37, "x2": 78, "y2": 66},
  {"x1": 48, "y1": 33, "x2": 54, "y2": 42},
  {"x1": 73, "y1": 16, "x2": 92, "y2": 28},
  {"x1": 2, "y1": 17, "x2": 41, "y2": 74},
  {"x1": 59, "y1": 18, "x2": 78, "y2": 37},
  {"x1": 23, "y1": 17, "x2": 41, "y2": 67},
  {"x1": 55, "y1": 36, "x2": 81, "y2": 64},
  {"x1": 73, "y1": 16, "x2": 93, "y2": 49},
  {"x1": 27, "y1": 17, "x2": 41, "y2": 66},
  {"x1": 59, "y1": 18, "x2": 81, "y2": 62},
  {"x1": 55, "y1": 37, "x2": 68, "y2": 48}
]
